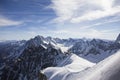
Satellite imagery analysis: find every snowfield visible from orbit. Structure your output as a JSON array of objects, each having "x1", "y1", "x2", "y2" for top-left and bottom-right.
[
  {"x1": 42, "y1": 53, "x2": 95, "y2": 80},
  {"x1": 43, "y1": 51, "x2": 120, "y2": 80}
]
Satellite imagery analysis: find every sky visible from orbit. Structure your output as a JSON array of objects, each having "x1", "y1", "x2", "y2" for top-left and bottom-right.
[{"x1": 0, "y1": 0, "x2": 120, "y2": 40}]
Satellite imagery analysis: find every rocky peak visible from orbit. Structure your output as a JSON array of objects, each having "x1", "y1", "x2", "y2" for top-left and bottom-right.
[
  {"x1": 116, "y1": 33, "x2": 120, "y2": 43},
  {"x1": 25, "y1": 35, "x2": 47, "y2": 48}
]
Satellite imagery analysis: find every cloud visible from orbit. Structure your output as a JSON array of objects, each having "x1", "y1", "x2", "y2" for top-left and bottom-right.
[
  {"x1": 0, "y1": 16, "x2": 23, "y2": 27},
  {"x1": 71, "y1": 6, "x2": 120, "y2": 23},
  {"x1": 78, "y1": 16, "x2": 120, "y2": 29},
  {"x1": 50, "y1": 0, "x2": 120, "y2": 23},
  {"x1": 51, "y1": 27, "x2": 119, "y2": 40}
]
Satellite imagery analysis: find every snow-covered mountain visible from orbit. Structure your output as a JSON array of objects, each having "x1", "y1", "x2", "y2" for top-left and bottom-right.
[
  {"x1": 0, "y1": 36, "x2": 68, "y2": 80},
  {"x1": 69, "y1": 39, "x2": 120, "y2": 63},
  {"x1": 43, "y1": 51, "x2": 120, "y2": 80},
  {"x1": 0, "y1": 34, "x2": 120, "y2": 80}
]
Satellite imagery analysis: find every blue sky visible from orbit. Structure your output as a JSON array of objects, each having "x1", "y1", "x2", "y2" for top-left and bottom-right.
[{"x1": 0, "y1": 0, "x2": 120, "y2": 40}]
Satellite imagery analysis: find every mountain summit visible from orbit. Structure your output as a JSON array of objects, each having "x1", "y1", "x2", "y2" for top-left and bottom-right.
[{"x1": 116, "y1": 33, "x2": 120, "y2": 43}]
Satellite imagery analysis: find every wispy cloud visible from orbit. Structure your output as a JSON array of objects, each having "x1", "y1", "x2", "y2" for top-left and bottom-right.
[
  {"x1": 71, "y1": 6, "x2": 120, "y2": 23},
  {"x1": 51, "y1": 27, "x2": 119, "y2": 40},
  {"x1": 79, "y1": 16, "x2": 120, "y2": 29},
  {"x1": 0, "y1": 16, "x2": 23, "y2": 27},
  {"x1": 50, "y1": 0, "x2": 120, "y2": 23}
]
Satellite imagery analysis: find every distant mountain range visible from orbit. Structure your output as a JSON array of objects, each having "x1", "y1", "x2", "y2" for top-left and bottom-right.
[{"x1": 0, "y1": 34, "x2": 120, "y2": 80}]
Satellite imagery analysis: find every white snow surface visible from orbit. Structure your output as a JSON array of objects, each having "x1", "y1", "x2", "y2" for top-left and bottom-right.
[
  {"x1": 56, "y1": 43, "x2": 72, "y2": 52},
  {"x1": 43, "y1": 51, "x2": 120, "y2": 80},
  {"x1": 42, "y1": 54, "x2": 95, "y2": 80}
]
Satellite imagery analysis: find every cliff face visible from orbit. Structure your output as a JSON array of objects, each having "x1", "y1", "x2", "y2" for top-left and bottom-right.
[{"x1": 116, "y1": 34, "x2": 120, "y2": 43}]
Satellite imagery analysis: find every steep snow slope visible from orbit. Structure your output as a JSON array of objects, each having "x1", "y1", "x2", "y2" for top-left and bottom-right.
[
  {"x1": 44, "y1": 51, "x2": 120, "y2": 80},
  {"x1": 42, "y1": 54, "x2": 95, "y2": 80},
  {"x1": 43, "y1": 51, "x2": 120, "y2": 80},
  {"x1": 59, "y1": 54, "x2": 95, "y2": 72},
  {"x1": 86, "y1": 51, "x2": 120, "y2": 80},
  {"x1": 64, "y1": 51, "x2": 120, "y2": 80}
]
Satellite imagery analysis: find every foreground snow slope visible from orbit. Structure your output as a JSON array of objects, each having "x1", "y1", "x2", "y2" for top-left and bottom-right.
[
  {"x1": 80, "y1": 50, "x2": 120, "y2": 80},
  {"x1": 42, "y1": 54, "x2": 95, "y2": 80},
  {"x1": 64, "y1": 51, "x2": 120, "y2": 80},
  {"x1": 43, "y1": 51, "x2": 120, "y2": 80}
]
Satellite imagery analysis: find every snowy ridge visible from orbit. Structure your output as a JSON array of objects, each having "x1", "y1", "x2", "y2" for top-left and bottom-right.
[
  {"x1": 43, "y1": 51, "x2": 120, "y2": 80},
  {"x1": 42, "y1": 54, "x2": 95, "y2": 80},
  {"x1": 83, "y1": 50, "x2": 120, "y2": 80},
  {"x1": 64, "y1": 51, "x2": 120, "y2": 80}
]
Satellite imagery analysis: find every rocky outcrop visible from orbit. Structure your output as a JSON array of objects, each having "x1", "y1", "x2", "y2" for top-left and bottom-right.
[{"x1": 116, "y1": 33, "x2": 120, "y2": 43}]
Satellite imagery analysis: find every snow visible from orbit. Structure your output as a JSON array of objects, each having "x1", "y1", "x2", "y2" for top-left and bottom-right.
[
  {"x1": 40, "y1": 44, "x2": 47, "y2": 49},
  {"x1": 42, "y1": 54, "x2": 95, "y2": 80},
  {"x1": 81, "y1": 50, "x2": 120, "y2": 80},
  {"x1": 59, "y1": 54, "x2": 95, "y2": 72},
  {"x1": 43, "y1": 40, "x2": 49, "y2": 44},
  {"x1": 43, "y1": 67, "x2": 68, "y2": 80},
  {"x1": 43, "y1": 51, "x2": 120, "y2": 80},
  {"x1": 56, "y1": 44, "x2": 72, "y2": 52}
]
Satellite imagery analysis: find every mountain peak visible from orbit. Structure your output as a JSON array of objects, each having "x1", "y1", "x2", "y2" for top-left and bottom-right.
[
  {"x1": 25, "y1": 35, "x2": 47, "y2": 48},
  {"x1": 116, "y1": 33, "x2": 120, "y2": 43},
  {"x1": 34, "y1": 35, "x2": 44, "y2": 40}
]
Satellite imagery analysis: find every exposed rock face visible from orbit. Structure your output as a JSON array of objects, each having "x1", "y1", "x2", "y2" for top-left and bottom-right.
[
  {"x1": 0, "y1": 40, "x2": 26, "y2": 66},
  {"x1": 116, "y1": 33, "x2": 120, "y2": 43},
  {"x1": 38, "y1": 72, "x2": 47, "y2": 80}
]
